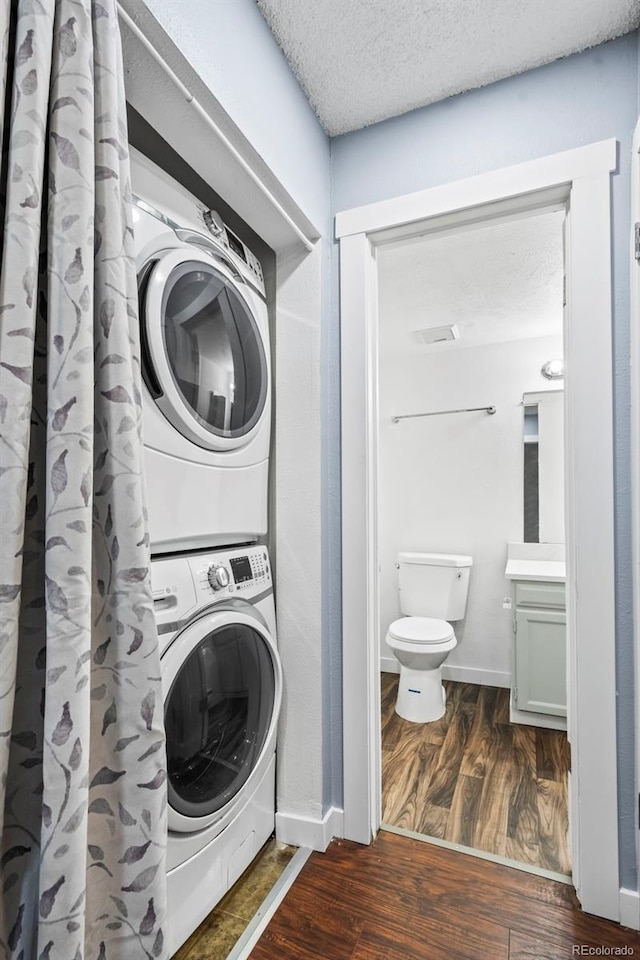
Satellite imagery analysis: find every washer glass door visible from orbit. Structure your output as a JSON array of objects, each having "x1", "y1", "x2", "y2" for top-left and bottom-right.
[
  {"x1": 141, "y1": 250, "x2": 268, "y2": 451},
  {"x1": 164, "y1": 617, "x2": 276, "y2": 820}
]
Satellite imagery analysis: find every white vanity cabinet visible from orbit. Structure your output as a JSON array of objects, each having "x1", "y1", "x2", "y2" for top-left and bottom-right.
[{"x1": 513, "y1": 580, "x2": 566, "y2": 722}]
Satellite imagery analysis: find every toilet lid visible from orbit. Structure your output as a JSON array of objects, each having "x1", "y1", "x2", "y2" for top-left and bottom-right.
[{"x1": 388, "y1": 617, "x2": 455, "y2": 644}]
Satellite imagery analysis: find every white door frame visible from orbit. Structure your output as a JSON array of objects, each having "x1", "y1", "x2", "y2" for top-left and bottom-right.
[
  {"x1": 630, "y1": 119, "x2": 640, "y2": 931},
  {"x1": 338, "y1": 139, "x2": 620, "y2": 921}
]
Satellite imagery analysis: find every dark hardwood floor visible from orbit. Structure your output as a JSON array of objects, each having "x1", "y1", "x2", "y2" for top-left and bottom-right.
[
  {"x1": 381, "y1": 673, "x2": 571, "y2": 874},
  {"x1": 250, "y1": 831, "x2": 638, "y2": 960}
]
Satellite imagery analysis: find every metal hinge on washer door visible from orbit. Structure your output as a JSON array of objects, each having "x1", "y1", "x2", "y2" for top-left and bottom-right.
[{"x1": 635, "y1": 223, "x2": 640, "y2": 261}]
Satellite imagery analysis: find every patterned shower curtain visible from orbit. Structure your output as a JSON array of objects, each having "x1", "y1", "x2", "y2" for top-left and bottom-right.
[{"x1": 0, "y1": 2, "x2": 168, "y2": 958}]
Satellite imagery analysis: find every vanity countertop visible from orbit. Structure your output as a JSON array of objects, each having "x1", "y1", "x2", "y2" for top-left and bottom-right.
[{"x1": 505, "y1": 559, "x2": 566, "y2": 583}]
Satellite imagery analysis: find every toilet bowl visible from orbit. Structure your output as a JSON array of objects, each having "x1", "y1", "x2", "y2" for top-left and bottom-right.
[
  {"x1": 387, "y1": 552, "x2": 472, "y2": 723},
  {"x1": 386, "y1": 617, "x2": 457, "y2": 723}
]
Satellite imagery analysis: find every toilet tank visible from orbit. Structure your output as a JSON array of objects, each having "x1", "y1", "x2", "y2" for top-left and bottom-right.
[{"x1": 398, "y1": 552, "x2": 472, "y2": 620}]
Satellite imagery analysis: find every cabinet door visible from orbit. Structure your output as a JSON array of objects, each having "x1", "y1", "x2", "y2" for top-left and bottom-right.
[{"x1": 515, "y1": 608, "x2": 566, "y2": 716}]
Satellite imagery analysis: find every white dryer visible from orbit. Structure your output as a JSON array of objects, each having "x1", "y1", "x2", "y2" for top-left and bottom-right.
[
  {"x1": 151, "y1": 545, "x2": 281, "y2": 956},
  {"x1": 131, "y1": 148, "x2": 271, "y2": 553}
]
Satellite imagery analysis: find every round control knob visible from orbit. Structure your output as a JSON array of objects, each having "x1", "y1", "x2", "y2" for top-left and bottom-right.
[
  {"x1": 207, "y1": 563, "x2": 230, "y2": 591},
  {"x1": 203, "y1": 209, "x2": 224, "y2": 238}
]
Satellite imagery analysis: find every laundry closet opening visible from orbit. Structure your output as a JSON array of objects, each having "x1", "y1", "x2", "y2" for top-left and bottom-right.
[
  {"x1": 124, "y1": 107, "x2": 286, "y2": 956},
  {"x1": 376, "y1": 207, "x2": 570, "y2": 879}
]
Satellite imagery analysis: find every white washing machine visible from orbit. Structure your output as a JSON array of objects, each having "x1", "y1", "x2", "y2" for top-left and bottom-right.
[
  {"x1": 131, "y1": 148, "x2": 271, "y2": 553},
  {"x1": 152, "y1": 544, "x2": 281, "y2": 956}
]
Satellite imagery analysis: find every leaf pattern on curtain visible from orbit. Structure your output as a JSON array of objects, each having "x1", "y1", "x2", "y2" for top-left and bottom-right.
[{"x1": 0, "y1": 2, "x2": 168, "y2": 959}]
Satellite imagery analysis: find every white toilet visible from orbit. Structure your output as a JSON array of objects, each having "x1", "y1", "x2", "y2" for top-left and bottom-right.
[{"x1": 386, "y1": 552, "x2": 473, "y2": 723}]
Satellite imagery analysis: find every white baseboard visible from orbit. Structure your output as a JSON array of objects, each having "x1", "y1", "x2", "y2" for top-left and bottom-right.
[
  {"x1": 380, "y1": 657, "x2": 400, "y2": 674},
  {"x1": 275, "y1": 805, "x2": 344, "y2": 852},
  {"x1": 619, "y1": 887, "x2": 640, "y2": 930},
  {"x1": 442, "y1": 664, "x2": 511, "y2": 688},
  {"x1": 380, "y1": 658, "x2": 510, "y2": 689}
]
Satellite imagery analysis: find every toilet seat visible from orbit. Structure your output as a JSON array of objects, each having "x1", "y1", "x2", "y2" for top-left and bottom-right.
[{"x1": 387, "y1": 616, "x2": 454, "y2": 645}]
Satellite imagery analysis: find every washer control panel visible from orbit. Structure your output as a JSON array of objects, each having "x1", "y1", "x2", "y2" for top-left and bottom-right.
[
  {"x1": 194, "y1": 204, "x2": 265, "y2": 293},
  {"x1": 151, "y1": 545, "x2": 274, "y2": 655},
  {"x1": 190, "y1": 545, "x2": 271, "y2": 599},
  {"x1": 229, "y1": 550, "x2": 270, "y2": 592}
]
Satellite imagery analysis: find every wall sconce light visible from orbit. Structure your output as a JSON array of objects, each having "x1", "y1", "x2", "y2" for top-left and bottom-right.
[{"x1": 541, "y1": 359, "x2": 564, "y2": 380}]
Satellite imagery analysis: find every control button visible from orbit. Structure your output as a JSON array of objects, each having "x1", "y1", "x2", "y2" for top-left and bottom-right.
[{"x1": 207, "y1": 563, "x2": 230, "y2": 591}]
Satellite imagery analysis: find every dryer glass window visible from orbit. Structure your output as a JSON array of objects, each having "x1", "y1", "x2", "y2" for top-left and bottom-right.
[
  {"x1": 160, "y1": 262, "x2": 267, "y2": 439},
  {"x1": 165, "y1": 623, "x2": 275, "y2": 818}
]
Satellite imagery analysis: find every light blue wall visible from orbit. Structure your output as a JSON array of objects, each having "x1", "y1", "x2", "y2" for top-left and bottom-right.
[
  {"x1": 332, "y1": 34, "x2": 637, "y2": 210},
  {"x1": 141, "y1": 0, "x2": 330, "y2": 230},
  {"x1": 330, "y1": 33, "x2": 639, "y2": 886}
]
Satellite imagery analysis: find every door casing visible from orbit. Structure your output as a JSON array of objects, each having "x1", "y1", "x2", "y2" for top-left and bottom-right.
[{"x1": 337, "y1": 139, "x2": 619, "y2": 920}]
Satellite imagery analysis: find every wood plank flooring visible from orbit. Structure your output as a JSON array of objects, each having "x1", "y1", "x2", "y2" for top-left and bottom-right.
[
  {"x1": 250, "y1": 831, "x2": 639, "y2": 960},
  {"x1": 381, "y1": 674, "x2": 571, "y2": 873}
]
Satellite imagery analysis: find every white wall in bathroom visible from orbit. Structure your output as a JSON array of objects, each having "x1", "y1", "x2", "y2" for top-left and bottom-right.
[{"x1": 378, "y1": 334, "x2": 563, "y2": 683}]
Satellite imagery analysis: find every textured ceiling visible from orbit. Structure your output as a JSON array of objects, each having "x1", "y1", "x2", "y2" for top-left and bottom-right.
[
  {"x1": 377, "y1": 210, "x2": 564, "y2": 357},
  {"x1": 256, "y1": 0, "x2": 640, "y2": 136}
]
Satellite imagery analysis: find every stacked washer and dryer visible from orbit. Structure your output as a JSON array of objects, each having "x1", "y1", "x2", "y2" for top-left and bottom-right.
[{"x1": 131, "y1": 149, "x2": 281, "y2": 955}]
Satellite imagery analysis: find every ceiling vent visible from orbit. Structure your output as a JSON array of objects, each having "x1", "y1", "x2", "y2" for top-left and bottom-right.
[{"x1": 412, "y1": 324, "x2": 459, "y2": 345}]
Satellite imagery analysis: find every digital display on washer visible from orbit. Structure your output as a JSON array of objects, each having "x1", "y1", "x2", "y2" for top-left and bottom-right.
[
  {"x1": 226, "y1": 229, "x2": 246, "y2": 262},
  {"x1": 230, "y1": 556, "x2": 252, "y2": 583}
]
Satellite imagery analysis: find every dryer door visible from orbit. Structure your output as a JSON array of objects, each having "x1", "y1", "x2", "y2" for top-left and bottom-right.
[
  {"x1": 140, "y1": 248, "x2": 268, "y2": 452},
  {"x1": 162, "y1": 609, "x2": 281, "y2": 833}
]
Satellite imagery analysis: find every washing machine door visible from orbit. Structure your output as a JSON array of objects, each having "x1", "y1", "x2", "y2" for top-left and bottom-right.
[
  {"x1": 140, "y1": 247, "x2": 269, "y2": 452},
  {"x1": 162, "y1": 609, "x2": 282, "y2": 834}
]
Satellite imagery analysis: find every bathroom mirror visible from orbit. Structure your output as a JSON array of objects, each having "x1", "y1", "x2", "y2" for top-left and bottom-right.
[{"x1": 523, "y1": 388, "x2": 564, "y2": 542}]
